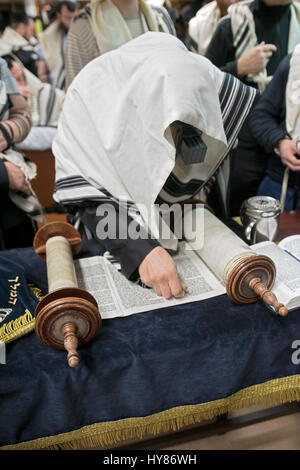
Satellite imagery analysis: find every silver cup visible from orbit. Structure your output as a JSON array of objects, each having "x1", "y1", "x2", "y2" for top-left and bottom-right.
[{"x1": 240, "y1": 196, "x2": 281, "y2": 244}]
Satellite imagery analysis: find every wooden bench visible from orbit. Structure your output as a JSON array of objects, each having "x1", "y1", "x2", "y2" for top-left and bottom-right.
[
  {"x1": 26, "y1": 149, "x2": 67, "y2": 225},
  {"x1": 26, "y1": 149, "x2": 55, "y2": 209}
]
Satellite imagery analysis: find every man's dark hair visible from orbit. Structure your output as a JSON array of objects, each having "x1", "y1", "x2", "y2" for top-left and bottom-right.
[
  {"x1": 0, "y1": 12, "x2": 6, "y2": 34},
  {"x1": 2, "y1": 55, "x2": 14, "y2": 70},
  {"x1": 9, "y1": 10, "x2": 32, "y2": 28},
  {"x1": 56, "y1": 1, "x2": 79, "y2": 13}
]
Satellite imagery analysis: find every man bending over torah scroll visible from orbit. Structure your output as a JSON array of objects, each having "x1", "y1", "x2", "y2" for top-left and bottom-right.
[{"x1": 53, "y1": 32, "x2": 258, "y2": 300}]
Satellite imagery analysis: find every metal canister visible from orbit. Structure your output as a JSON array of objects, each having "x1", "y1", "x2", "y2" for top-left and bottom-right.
[{"x1": 240, "y1": 196, "x2": 281, "y2": 244}]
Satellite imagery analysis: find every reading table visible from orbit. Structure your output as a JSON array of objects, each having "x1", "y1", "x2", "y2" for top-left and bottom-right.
[{"x1": 1, "y1": 219, "x2": 300, "y2": 450}]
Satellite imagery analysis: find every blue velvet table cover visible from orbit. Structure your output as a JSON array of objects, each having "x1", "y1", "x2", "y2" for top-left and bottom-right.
[{"x1": 1, "y1": 238, "x2": 300, "y2": 449}]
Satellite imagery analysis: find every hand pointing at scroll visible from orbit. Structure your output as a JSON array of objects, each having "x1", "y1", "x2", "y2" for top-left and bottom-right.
[{"x1": 138, "y1": 246, "x2": 187, "y2": 299}]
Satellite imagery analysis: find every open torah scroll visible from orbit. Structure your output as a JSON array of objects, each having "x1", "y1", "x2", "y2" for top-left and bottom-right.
[{"x1": 75, "y1": 208, "x2": 288, "y2": 319}]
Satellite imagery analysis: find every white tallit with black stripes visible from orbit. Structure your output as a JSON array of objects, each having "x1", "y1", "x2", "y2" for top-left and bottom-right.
[
  {"x1": 39, "y1": 20, "x2": 66, "y2": 91},
  {"x1": 89, "y1": 0, "x2": 175, "y2": 54},
  {"x1": 286, "y1": 43, "x2": 300, "y2": 140},
  {"x1": 228, "y1": 0, "x2": 300, "y2": 92},
  {"x1": 53, "y1": 32, "x2": 256, "y2": 248}
]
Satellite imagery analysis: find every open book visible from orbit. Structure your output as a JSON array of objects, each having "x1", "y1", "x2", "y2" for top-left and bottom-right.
[
  {"x1": 74, "y1": 242, "x2": 226, "y2": 320},
  {"x1": 252, "y1": 235, "x2": 300, "y2": 312}
]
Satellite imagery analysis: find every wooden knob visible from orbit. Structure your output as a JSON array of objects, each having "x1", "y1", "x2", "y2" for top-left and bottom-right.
[
  {"x1": 226, "y1": 255, "x2": 276, "y2": 304},
  {"x1": 33, "y1": 221, "x2": 102, "y2": 367},
  {"x1": 62, "y1": 322, "x2": 79, "y2": 368},
  {"x1": 34, "y1": 221, "x2": 82, "y2": 261},
  {"x1": 249, "y1": 277, "x2": 288, "y2": 316},
  {"x1": 34, "y1": 287, "x2": 102, "y2": 367}
]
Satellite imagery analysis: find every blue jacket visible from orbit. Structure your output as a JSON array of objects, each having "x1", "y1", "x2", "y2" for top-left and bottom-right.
[{"x1": 249, "y1": 54, "x2": 294, "y2": 186}]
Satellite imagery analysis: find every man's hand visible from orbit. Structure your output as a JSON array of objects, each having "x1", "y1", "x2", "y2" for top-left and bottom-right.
[
  {"x1": 18, "y1": 83, "x2": 33, "y2": 99},
  {"x1": 4, "y1": 161, "x2": 31, "y2": 195},
  {"x1": 278, "y1": 139, "x2": 300, "y2": 172},
  {"x1": 139, "y1": 246, "x2": 187, "y2": 300},
  {"x1": 237, "y1": 42, "x2": 277, "y2": 76}
]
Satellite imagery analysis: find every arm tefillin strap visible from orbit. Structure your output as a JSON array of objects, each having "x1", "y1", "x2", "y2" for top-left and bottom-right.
[
  {"x1": 172, "y1": 120, "x2": 207, "y2": 165},
  {"x1": 0, "y1": 123, "x2": 12, "y2": 149}
]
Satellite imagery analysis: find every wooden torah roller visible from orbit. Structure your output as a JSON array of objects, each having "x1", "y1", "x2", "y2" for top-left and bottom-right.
[
  {"x1": 33, "y1": 221, "x2": 102, "y2": 367},
  {"x1": 183, "y1": 207, "x2": 288, "y2": 316},
  {"x1": 225, "y1": 254, "x2": 288, "y2": 316}
]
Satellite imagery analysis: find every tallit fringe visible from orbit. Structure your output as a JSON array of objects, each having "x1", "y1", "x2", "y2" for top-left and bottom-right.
[
  {"x1": 2, "y1": 375, "x2": 300, "y2": 450},
  {"x1": 0, "y1": 309, "x2": 35, "y2": 343},
  {"x1": 0, "y1": 286, "x2": 42, "y2": 343}
]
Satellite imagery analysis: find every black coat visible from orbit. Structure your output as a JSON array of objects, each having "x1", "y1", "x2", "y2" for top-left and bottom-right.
[
  {"x1": 249, "y1": 54, "x2": 295, "y2": 186},
  {"x1": 0, "y1": 160, "x2": 35, "y2": 250}
]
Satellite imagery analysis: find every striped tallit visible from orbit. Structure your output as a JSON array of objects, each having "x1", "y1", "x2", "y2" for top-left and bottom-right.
[
  {"x1": 0, "y1": 78, "x2": 43, "y2": 222},
  {"x1": 22, "y1": 67, "x2": 65, "y2": 127},
  {"x1": 65, "y1": 1, "x2": 175, "y2": 88},
  {"x1": 286, "y1": 43, "x2": 300, "y2": 140},
  {"x1": 54, "y1": 33, "x2": 257, "y2": 249},
  {"x1": 188, "y1": 1, "x2": 222, "y2": 56},
  {"x1": 39, "y1": 21, "x2": 66, "y2": 90}
]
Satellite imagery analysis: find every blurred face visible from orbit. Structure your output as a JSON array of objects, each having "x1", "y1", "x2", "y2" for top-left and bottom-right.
[
  {"x1": 16, "y1": 18, "x2": 35, "y2": 40},
  {"x1": 57, "y1": 5, "x2": 79, "y2": 32},
  {"x1": 24, "y1": 18, "x2": 35, "y2": 40}
]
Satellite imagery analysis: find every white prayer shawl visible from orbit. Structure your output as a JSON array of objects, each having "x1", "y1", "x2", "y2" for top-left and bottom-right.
[
  {"x1": 2, "y1": 27, "x2": 29, "y2": 49},
  {"x1": 22, "y1": 67, "x2": 65, "y2": 127},
  {"x1": 89, "y1": 0, "x2": 172, "y2": 54},
  {"x1": 286, "y1": 43, "x2": 300, "y2": 140},
  {"x1": 0, "y1": 39, "x2": 13, "y2": 57},
  {"x1": 188, "y1": 1, "x2": 222, "y2": 56},
  {"x1": 39, "y1": 21, "x2": 66, "y2": 90},
  {"x1": 1, "y1": 27, "x2": 39, "y2": 59},
  {"x1": 0, "y1": 81, "x2": 43, "y2": 221},
  {"x1": 53, "y1": 32, "x2": 256, "y2": 248},
  {"x1": 228, "y1": 0, "x2": 300, "y2": 92},
  {"x1": 0, "y1": 41, "x2": 65, "y2": 127}
]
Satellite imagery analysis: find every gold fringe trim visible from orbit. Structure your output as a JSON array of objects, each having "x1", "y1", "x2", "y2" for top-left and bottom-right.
[
  {"x1": 0, "y1": 309, "x2": 35, "y2": 344},
  {"x1": 0, "y1": 284, "x2": 42, "y2": 343},
  {"x1": 2, "y1": 374, "x2": 300, "y2": 450},
  {"x1": 28, "y1": 284, "x2": 43, "y2": 301}
]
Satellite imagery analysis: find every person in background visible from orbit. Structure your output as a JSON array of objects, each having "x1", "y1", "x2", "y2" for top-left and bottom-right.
[
  {"x1": 1, "y1": 10, "x2": 48, "y2": 83},
  {"x1": 205, "y1": 0, "x2": 300, "y2": 91},
  {"x1": 65, "y1": 0, "x2": 176, "y2": 88},
  {"x1": 2, "y1": 55, "x2": 65, "y2": 151},
  {"x1": 205, "y1": 0, "x2": 300, "y2": 216},
  {"x1": 180, "y1": 0, "x2": 208, "y2": 23},
  {"x1": 39, "y1": 1, "x2": 80, "y2": 90},
  {"x1": 249, "y1": 46, "x2": 300, "y2": 211},
  {"x1": 147, "y1": 0, "x2": 194, "y2": 44},
  {"x1": 188, "y1": 0, "x2": 237, "y2": 55},
  {"x1": 0, "y1": 57, "x2": 36, "y2": 249}
]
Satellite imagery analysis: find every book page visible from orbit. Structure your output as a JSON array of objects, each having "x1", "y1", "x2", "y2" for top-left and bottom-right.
[
  {"x1": 278, "y1": 235, "x2": 300, "y2": 262},
  {"x1": 251, "y1": 241, "x2": 300, "y2": 308},
  {"x1": 74, "y1": 242, "x2": 226, "y2": 319},
  {"x1": 75, "y1": 256, "x2": 122, "y2": 319}
]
